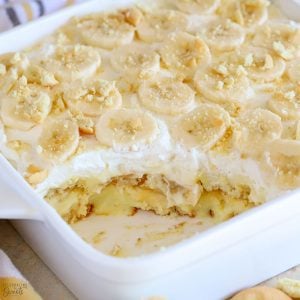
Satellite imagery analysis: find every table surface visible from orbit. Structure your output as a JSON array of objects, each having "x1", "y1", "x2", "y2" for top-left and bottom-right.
[
  {"x1": 0, "y1": 220, "x2": 299, "y2": 300},
  {"x1": 0, "y1": 220, "x2": 76, "y2": 300}
]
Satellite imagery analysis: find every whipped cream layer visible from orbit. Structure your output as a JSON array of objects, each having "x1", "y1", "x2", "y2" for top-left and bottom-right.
[{"x1": 0, "y1": 117, "x2": 279, "y2": 208}]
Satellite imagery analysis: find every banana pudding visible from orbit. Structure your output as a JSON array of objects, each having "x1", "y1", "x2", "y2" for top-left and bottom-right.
[{"x1": 0, "y1": 0, "x2": 300, "y2": 253}]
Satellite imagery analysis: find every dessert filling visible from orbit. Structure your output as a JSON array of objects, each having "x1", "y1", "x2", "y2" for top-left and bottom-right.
[{"x1": 45, "y1": 174, "x2": 253, "y2": 224}]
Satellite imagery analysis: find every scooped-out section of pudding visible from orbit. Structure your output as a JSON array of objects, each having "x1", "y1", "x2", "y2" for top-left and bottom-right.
[
  {"x1": 44, "y1": 173, "x2": 254, "y2": 257},
  {"x1": 45, "y1": 174, "x2": 253, "y2": 223}
]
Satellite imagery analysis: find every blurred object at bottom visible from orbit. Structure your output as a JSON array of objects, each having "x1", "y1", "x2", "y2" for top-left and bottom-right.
[{"x1": 230, "y1": 286, "x2": 292, "y2": 300}]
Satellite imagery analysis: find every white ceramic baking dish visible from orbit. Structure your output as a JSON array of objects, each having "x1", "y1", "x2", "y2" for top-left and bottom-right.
[{"x1": 1, "y1": 1, "x2": 300, "y2": 299}]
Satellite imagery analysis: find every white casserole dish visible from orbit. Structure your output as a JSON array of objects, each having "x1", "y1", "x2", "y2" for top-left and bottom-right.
[{"x1": 0, "y1": 0, "x2": 300, "y2": 299}]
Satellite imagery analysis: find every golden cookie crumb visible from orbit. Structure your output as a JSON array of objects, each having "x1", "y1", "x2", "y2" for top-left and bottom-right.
[
  {"x1": 230, "y1": 286, "x2": 292, "y2": 300},
  {"x1": 278, "y1": 278, "x2": 300, "y2": 298}
]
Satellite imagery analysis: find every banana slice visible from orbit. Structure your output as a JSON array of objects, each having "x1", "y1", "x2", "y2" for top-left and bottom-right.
[
  {"x1": 1, "y1": 77, "x2": 52, "y2": 130},
  {"x1": 25, "y1": 64, "x2": 58, "y2": 87},
  {"x1": 268, "y1": 86, "x2": 300, "y2": 120},
  {"x1": 160, "y1": 32, "x2": 211, "y2": 79},
  {"x1": 95, "y1": 109, "x2": 159, "y2": 151},
  {"x1": 281, "y1": 121, "x2": 299, "y2": 140},
  {"x1": 237, "y1": 46, "x2": 286, "y2": 82},
  {"x1": 172, "y1": 103, "x2": 231, "y2": 150},
  {"x1": 73, "y1": 112, "x2": 95, "y2": 135},
  {"x1": 287, "y1": 58, "x2": 300, "y2": 83},
  {"x1": 0, "y1": 52, "x2": 29, "y2": 75},
  {"x1": 175, "y1": 0, "x2": 220, "y2": 15},
  {"x1": 269, "y1": 138, "x2": 300, "y2": 156},
  {"x1": 73, "y1": 9, "x2": 139, "y2": 49},
  {"x1": 63, "y1": 79, "x2": 122, "y2": 117},
  {"x1": 268, "y1": 139, "x2": 300, "y2": 188},
  {"x1": 38, "y1": 117, "x2": 79, "y2": 162},
  {"x1": 236, "y1": 108, "x2": 282, "y2": 156},
  {"x1": 202, "y1": 19, "x2": 245, "y2": 51},
  {"x1": 138, "y1": 77, "x2": 195, "y2": 115},
  {"x1": 0, "y1": 67, "x2": 18, "y2": 94},
  {"x1": 194, "y1": 61, "x2": 253, "y2": 105},
  {"x1": 137, "y1": 10, "x2": 188, "y2": 43},
  {"x1": 110, "y1": 44, "x2": 160, "y2": 80},
  {"x1": 252, "y1": 22, "x2": 300, "y2": 60},
  {"x1": 0, "y1": 52, "x2": 29, "y2": 93},
  {"x1": 219, "y1": 0, "x2": 269, "y2": 29},
  {"x1": 42, "y1": 45, "x2": 101, "y2": 82}
]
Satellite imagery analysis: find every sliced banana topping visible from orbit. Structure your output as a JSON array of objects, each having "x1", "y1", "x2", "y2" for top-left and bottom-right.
[
  {"x1": 74, "y1": 113, "x2": 95, "y2": 135},
  {"x1": 1, "y1": 77, "x2": 52, "y2": 130},
  {"x1": 236, "y1": 108, "x2": 282, "y2": 156},
  {"x1": 201, "y1": 19, "x2": 245, "y2": 51},
  {"x1": 160, "y1": 32, "x2": 211, "y2": 78},
  {"x1": 0, "y1": 52, "x2": 29, "y2": 75},
  {"x1": 0, "y1": 63, "x2": 5, "y2": 76},
  {"x1": 73, "y1": 9, "x2": 139, "y2": 49},
  {"x1": 42, "y1": 45, "x2": 101, "y2": 82},
  {"x1": 281, "y1": 121, "x2": 300, "y2": 141},
  {"x1": 0, "y1": 67, "x2": 18, "y2": 94},
  {"x1": 137, "y1": 10, "x2": 188, "y2": 43},
  {"x1": 237, "y1": 46, "x2": 286, "y2": 82},
  {"x1": 110, "y1": 44, "x2": 160, "y2": 80},
  {"x1": 172, "y1": 103, "x2": 231, "y2": 150},
  {"x1": 63, "y1": 79, "x2": 122, "y2": 117},
  {"x1": 138, "y1": 77, "x2": 195, "y2": 115},
  {"x1": 194, "y1": 61, "x2": 253, "y2": 105},
  {"x1": 268, "y1": 86, "x2": 300, "y2": 120},
  {"x1": 219, "y1": 0, "x2": 269, "y2": 29},
  {"x1": 175, "y1": 0, "x2": 220, "y2": 15},
  {"x1": 38, "y1": 117, "x2": 79, "y2": 162},
  {"x1": 252, "y1": 22, "x2": 300, "y2": 60},
  {"x1": 287, "y1": 58, "x2": 300, "y2": 84},
  {"x1": 0, "y1": 52, "x2": 29, "y2": 93},
  {"x1": 269, "y1": 138, "x2": 300, "y2": 156},
  {"x1": 95, "y1": 109, "x2": 159, "y2": 151},
  {"x1": 25, "y1": 64, "x2": 58, "y2": 87},
  {"x1": 297, "y1": 121, "x2": 300, "y2": 140}
]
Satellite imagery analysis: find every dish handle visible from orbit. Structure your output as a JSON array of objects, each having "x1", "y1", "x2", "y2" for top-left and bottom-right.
[{"x1": 0, "y1": 155, "x2": 43, "y2": 221}]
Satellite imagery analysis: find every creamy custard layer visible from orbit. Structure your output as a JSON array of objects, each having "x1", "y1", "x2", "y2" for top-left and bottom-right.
[
  {"x1": 45, "y1": 174, "x2": 252, "y2": 223},
  {"x1": 0, "y1": 0, "x2": 299, "y2": 252}
]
